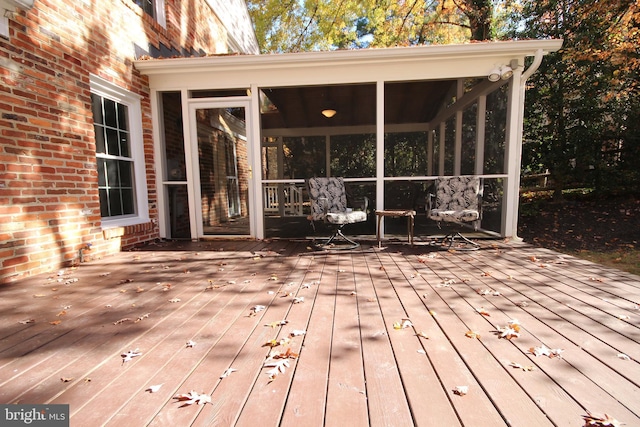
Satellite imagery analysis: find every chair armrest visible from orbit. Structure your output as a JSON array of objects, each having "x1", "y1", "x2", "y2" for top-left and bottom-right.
[{"x1": 351, "y1": 196, "x2": 369, "y2": 212}]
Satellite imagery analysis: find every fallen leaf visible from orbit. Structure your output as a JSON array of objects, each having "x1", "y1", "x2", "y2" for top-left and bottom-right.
[
  {"x1": 266, "y1": 320, "x2": 288, "y2": 328},
  {"x1": 617, "y1": 314, "x2": 630, "y2": 320},
  {"x1": 135, "y1": 313, "x2": 150, "y2": 323},
  {"x1": 220, "y1": 368, "x2": 237, "y2": 379},
  {"x1": 121, "y1": 349, "x2": 142, "y2": 363},
  {"x1": 60, "y1": 377, "x2": 74, "y2": 382},
  {"x1": 136, "y1": 287, "x2": 145, "y2": 293},
  {"x1": 33, "y1": 294, "x2": 46, "y2": 298},
  {"x1": 49, "y1": 320, "x2": 62, "y2": 325},
  {"x1": 465, "y1": 330, "x2": 481, "y2": 339},
  {"x1": 617, "y1": 353, "x2": 631, "y2": 361},
  {"x1": 290, "y1": 329, "x2": 306, "y2": 337},
  {"x1": 495, "y1": 325, "x2": 520, "y2": 340},
  {"x1": 272, "y1": 347, "x2": 299, "y2": 359},
  {"x1": 262, "y1": 339, "x2": 280, "y2": 348},
  {"x1": 292, "y1": 297, "x2": 304, "y2": 304},
  {"x1": 529, "y1": 345, "x2": 563, "y2": 358},
  {"x1": 146, "y1": 384, "x2": 163, "y2": 393},
  {"x1": 508, "y1": 362, "x2": 535, "y2": 371},
  {"x1": 415, "y1": 331, "x2": 429, "y2": 339},
  {"x1": 515, "y1": 301, "x2": 529, "y2": 307},
  {"x1": 264, "y1": 358, "x2": 290, "y2": 380},
  {"x1": 582, "y1": 412, "x2": 622, "y2": 427},
  {"x1": 417, "y1": 349, "x2": 426, "y2": 354},
  {"x1": 56, "y1": 310, "x2": 67, "y2": 317},
  {"x1": 476, "y1": 307, "x2": 491, "y2": 316},
  {"x1": 19, "y1": 319, "x2": 35, "y2": 324},
  {"x1": 393, "y1": 318, "x2": 413, "y2": 329},
  {"x1": 113, "y1": 318, "x2": 131, "y2": 325},
  {"x1": 169, "y1": 298, "x2": 181, "y2": 303},
  {"x1": 453, "y1": 385, "x2": 468, "y2": 396},
  {"x1": 173, "y1": 391, "x2": 211, "y2": 406},
  {"x1": 186, "y1": 340, "x2": 197, "y2": 348}
]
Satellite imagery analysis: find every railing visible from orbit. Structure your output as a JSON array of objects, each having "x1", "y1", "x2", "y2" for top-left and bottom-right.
[{"x1": 263, "y1": 184, "x2": 304, "y2": 216}]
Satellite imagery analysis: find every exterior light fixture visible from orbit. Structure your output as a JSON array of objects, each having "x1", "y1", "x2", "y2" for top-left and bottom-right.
[
  {"x1": 321, "y1": 108, "x2": 337, "y2": 118},
  {"x1": 488, "y1": 65, "x2": 514, "y2": 82}
]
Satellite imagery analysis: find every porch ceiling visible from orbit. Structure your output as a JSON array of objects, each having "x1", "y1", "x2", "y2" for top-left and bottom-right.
[{"x1": 260, "y1": 80, "x2": 457, "y2": 129}]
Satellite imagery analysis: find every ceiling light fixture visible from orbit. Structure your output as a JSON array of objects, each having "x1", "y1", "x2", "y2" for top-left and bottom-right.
[{"x1": 321, "y1": 108, "x2": 337, "y2": 118}]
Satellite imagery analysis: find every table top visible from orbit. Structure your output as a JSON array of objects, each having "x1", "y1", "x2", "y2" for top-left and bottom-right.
[{"x1": 375, "y1": 209, "x2": 416, "y2": 216}]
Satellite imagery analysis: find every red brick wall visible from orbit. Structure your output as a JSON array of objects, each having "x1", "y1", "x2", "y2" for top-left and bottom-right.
[{"x1": 0, "y1": 0, "x2": 230, "y2": 283}]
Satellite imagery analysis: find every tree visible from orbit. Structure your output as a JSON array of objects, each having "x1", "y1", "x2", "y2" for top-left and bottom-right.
[
  {"x1": 519, "y1": 0, "x2": 640, "y2": 197},
  {"x1": 247, "y1": 0, "x2": 520, "y2": 53}
]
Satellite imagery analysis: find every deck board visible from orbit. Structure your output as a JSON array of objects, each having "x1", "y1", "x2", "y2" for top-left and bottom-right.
[{"x1": 0, "y1": 239, "x2": 639, "y2": 426}]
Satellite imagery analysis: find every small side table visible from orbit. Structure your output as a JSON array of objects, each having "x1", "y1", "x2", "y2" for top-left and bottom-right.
[{"x1": 375, "y1": 209, "x2": 416, "y2": 247}]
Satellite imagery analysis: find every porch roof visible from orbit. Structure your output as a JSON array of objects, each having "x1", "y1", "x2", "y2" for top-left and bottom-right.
[{"x1": 134, "y1": 39, "x2": 563, "y2": 88}]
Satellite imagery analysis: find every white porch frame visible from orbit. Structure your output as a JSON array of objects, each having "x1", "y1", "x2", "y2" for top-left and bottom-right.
[{"x1": 136, "y1": 39, "x2": 562, "y2": 241}]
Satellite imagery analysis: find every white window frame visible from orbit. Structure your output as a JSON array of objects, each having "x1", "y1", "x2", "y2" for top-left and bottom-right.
[{"x1": 90, "y1": 74, "x2": 149, "y2": 229}]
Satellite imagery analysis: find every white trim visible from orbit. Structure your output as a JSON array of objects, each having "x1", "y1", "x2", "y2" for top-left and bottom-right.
[
  {"x1": 89, "y1": 74, "x2": 149, "y2": 230},
  {"x1": 155, "y1": 0, "x2": 166, "y2": 28}
]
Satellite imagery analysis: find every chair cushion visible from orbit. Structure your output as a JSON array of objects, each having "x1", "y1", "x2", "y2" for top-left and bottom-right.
[
  {"x1": 326, "y1": 210, "x2": 367, "y2": 225},
  {"x1": 307, "y1": 177, "x2": 349, "y2": 222},
  {"x1": 428, "y1": 209, "x2": 479, "y2": 223}
]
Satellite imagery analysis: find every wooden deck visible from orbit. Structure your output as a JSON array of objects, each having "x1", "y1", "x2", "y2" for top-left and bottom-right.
[{"x1": 1, "y1": 239, "x2": 639, "y2": 426}]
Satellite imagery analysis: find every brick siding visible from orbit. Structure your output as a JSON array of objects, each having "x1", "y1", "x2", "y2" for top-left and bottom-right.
[{"x1": 0, "y1": 0, "x2": 231, "y2": 283}]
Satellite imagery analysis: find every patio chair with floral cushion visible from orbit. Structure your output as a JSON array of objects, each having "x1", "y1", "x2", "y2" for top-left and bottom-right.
[
  {"x1": 427, "y1": 176, "x2": 483, "y2": 250},
  {"x1": 306, "y1": 177, "x2": 368, "y2": 250}
]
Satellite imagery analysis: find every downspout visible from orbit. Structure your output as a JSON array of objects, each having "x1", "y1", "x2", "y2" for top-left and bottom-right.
[{"x1": 511, "y1": 48, "x2": 544, "y2": 241}]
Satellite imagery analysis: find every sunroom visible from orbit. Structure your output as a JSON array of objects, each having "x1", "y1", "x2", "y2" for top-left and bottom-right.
[{"x1": 134, "y1": 39, "x2": 562, "y2": 243}]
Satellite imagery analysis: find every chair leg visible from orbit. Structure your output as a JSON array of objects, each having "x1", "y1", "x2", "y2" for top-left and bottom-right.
[
  {"x1": 439, "y1": 231, "x2": 480, "y2": 251},
  {"x1": 314, "y1": 226, "x2": 360, "y2": 250}
]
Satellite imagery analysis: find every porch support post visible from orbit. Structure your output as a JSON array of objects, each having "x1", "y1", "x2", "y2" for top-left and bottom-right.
[
  {"x1": 376, "y1": 80, "x2": 385, "y2": 239},
  {"x1": 250, "y1": 84, "x2": 265, "y2": 239},
  {"x1": 502, "y1": 62, "x2": 524, "y2": 240},
  {"x1": 454, "y1": 80, "x2": 463, "y2": 176},
  {"x1": 182, "y1": 89, "x2": 199, "y2": 241}
]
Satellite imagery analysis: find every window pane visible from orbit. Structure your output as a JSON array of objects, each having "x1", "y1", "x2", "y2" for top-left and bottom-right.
[
  {"x1": 444, "y1": 117, "x2": 455, "y2": 175},
  {"x1": 119, "y1": 131, "x2": 130, "y2": 157},
  {"x1": 99, "y1": 189, "x2": 109, "y2": 216},
  {"x1": 91, "y1": 94, "x2": 103, "y2": 125},
  {"x1": 97, "y1": 158, "x2": 106, "y2": 186},
  {"x1": 461, "y1": 103, "x2": 477, "y2": 175},
  {"x1": 106, "y1": 159, "x2": 119, "y2": 186},
  {"x1": 117, "y1": 103, "x2": 129, "y2": 131},
  {"x1": 161, "y1": 91, "x2": 186, "y2": 181},
  {"x1": 119, "y1": 160, "x2": 133, "y2": 187},
  {"x1": 121, "y1": 189, "x2": 135, "y2": 214},
  {"x1": 485, "y1": 87, "x2": 507, "y2": 174},
  {"x1": 94, "y1": 125, "x2": 106, "y2": 154},
  {"x1": 104, "y1": 98, "x2": 117, "y2": 128},
  {"x1": 106, "y1": 128, "x2": 119, "y2": 156},
  {"x1": 109, "y1": 190, "x2": 122, "y2": 216}
]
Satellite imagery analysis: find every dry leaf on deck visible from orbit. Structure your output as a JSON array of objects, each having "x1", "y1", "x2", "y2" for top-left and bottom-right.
[
  {"x1": 265, "y1": 320, "x2": 288, "y2": 328},
  {"x1": 49, "y1": 320, "x2": 62, "y2": 325},
  {"x1": 220, "y1": 368, "x2": 237, "y2": 379},
  {"x1": 169, "y1": 298, "x2": 181, "y2": 303},
  {"x1": 476, "y1": 307, "x2": 491, "y2": 316},
  {"x1": 529, "y1": 345, "x2": 563, "y2": 358},
  {"x1": 582, "y1": 412, "x2": 622, "y2": 427},
  {"x1": 290, "y1": 329, "x2": 306, "y2": 337},
  {"x1": 135, "y1": 313, "x2": 150, "y2": 323},
  {"x1": 415, "y1": 331, "x2": 429, "y2": 339},
  {"x1": 60, "y1": 377, "x2": 74, "y2": 382},
  {"x1": 264, "y1": 358, "x2": 290, "y2": 380},
  {"x1": 113, "y1": 318, "x2": 131, "y2": 325},
  {"x1": 453, "y1": 385, "x2": 468, "y2": 396},
  {"x1": 393, "y1": 318, "x2": 413, "y2": 329},
  {"x1": 292, "y1": 297, "x2": 304, "y2": 304},
  {"x1": 617, "y1": 353, "x2": 631, "y2": 361},
  {"x1": 465, "y1": 330, "x2": 481, "y2": 339},
  {"x1": 495, "y1": 325, "x2": 520, "y2": 340},
  {"x1": 250, "y1": 305, "x2": 266, "y2": 316},
  {"x1": 272, "y1": 347, "x2": 299, "y2": 359},
  {"x1": 19, "y1": 319, "x2": 35, "y2": 324},
  {"x1": 509, "y1": 362, "x2": 535, "y2": 371},
  {"x1": 121, "y1": 348, "x2": 142, "y2": 363},
  {"x1": 173, "y1": 391, "x2": 211, "y2": 406},
  {"x1": 186, "y1": 340, "x2": 196, "y2": 348},
  {"x1": 146, "y1": 384, "x2": 163, "y2": 393}
]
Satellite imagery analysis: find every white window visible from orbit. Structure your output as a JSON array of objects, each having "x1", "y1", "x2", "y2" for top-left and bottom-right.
[
  {"x1": 133, "y1": 0, "x2": 166, "y2": 27},
  {"x1": 90, "y1": 74, "x2": 149, "y2": 228}
]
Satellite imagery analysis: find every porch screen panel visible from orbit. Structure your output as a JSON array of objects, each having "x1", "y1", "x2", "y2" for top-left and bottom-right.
[
  {"x1": 444, "y1": 116, "x2": 455, "y2": 175},
  {"x1": 384, "y1": 132, "x2": 428, "y2": 177},
  {"x1": 330, "y1": 134, "x2": 376, "y2": 178},
  {"x1": 283, "y1": 136, "x2": 326, "y2": 178},
  {"x1": 461, "y1": 102, "x2": 477, "y2": 175},
  {"x1": 484, "y1": 86, "x2": 508, "y2": 174}
]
